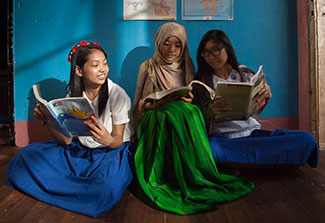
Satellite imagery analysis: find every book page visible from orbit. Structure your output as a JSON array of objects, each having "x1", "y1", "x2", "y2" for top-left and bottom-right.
[
  {"x1": 33, "y1": 84, "x2": 70, "y2": 136},
  {"x1": 190, "y1": 80, "x2": 215, "y2": 106},
  {"x1": 251, "y1": 76, "x2": 264, "y2": 99},
  {"x1": 44, "y1": 104, "x2": 71, "y2": 137},
  {"x1": 251, "y1": 65, "x2": 264, "y2": 84},
  {"x1": 247, "y1": 66, "x2": 265, "y2": 114},
  {"x1": 144, "y1": 86, "x2": 191, "y2": 102},
  {"x1": 32, "y1": 84, "x2": 48, "y2": 105}
]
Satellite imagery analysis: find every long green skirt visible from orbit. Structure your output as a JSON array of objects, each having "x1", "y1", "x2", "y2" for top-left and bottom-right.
[{"x1": 135, "y1": 101, "x2": 254, "y2": 214}]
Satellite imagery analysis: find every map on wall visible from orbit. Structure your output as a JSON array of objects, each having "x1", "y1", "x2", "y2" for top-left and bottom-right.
[
  {"x1": 182, "y1": 0, "x2": 233, "y2": 20},
  {"x1": 123, "y1": 0, "x2": 177, "y2": 20}
]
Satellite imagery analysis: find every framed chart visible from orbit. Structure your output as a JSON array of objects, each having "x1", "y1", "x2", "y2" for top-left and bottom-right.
[
  {"x1": 182, "y1": 0, "x2": 233, "y2": 20},
  {"x1": 123, "y1": 0, "x2": 177, "y2": 20}
]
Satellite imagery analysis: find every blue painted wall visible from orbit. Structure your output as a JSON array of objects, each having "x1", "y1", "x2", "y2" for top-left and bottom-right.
[{"x1": 14, "y1": 0, "x2": 298, "y2": 122}]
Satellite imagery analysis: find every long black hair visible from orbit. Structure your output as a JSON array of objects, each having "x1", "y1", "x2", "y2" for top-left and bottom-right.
[
  {"x1": 196, "y1": 30, "x2": 242, "y2": 88},
  {"x1": 67, "y1": 42, "x2": 108, "y2": 117}
]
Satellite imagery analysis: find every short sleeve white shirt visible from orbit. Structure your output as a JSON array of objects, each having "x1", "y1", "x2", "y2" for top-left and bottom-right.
[
  {"x1": 211, "y1": 67, "x2": 261, "y2": 138},
  {"x1": 78, "y1": 78, "x2": 131, "y2": 148}
]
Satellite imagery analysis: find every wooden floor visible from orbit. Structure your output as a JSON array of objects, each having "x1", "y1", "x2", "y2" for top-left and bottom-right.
[{"x1": 0, "y1": 140, "x2": 324, "y2": 222}]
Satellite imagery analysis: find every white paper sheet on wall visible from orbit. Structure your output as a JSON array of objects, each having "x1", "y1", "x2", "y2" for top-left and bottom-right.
[
  {"x1": 181, "y1": 0, "x2": 234, "y2": 21},
  {"x1": 123, "y1": 0, "x2": 177, "y2": 20}
]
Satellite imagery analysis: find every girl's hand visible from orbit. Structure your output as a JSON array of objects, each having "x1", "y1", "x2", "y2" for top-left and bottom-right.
[
  {"x1": 84, "y1": 115, "x2": 125, "y2": 148},
  {"x1": 85, "y1": 115, "x2": 113, "y2": 146},
  {"x1": 206, "y1": 96, "x2": 232, "y2": 118},
  {"x1": 144, "y1": 99, "x2": 167, "y2": 110},
  {"x1": 253, "y1": 80, "x2": 272, "y2": 116},
  {"x1": 33, "y1": 104, "x2": 48, "y2": 125},
  {"x1": 181, "y1": 92, "x2": 194, "y2": 104},
  {"x1": 143, "y1": 92, "x2": 184, "y2": 110},
  {"x1": 256, "y1": 82, "x2": 272, "y2": 105},
  {"x1": 34, "y1": 103, "x2": 72, "y2": 145}
]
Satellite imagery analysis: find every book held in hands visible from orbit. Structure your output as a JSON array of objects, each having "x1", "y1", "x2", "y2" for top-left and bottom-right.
[
  {"x1": 143, "y1": 65, "x2": 265, "y2": 122},
  {"x1": 212, "y1": 65, "x2": 265, "y2": 122},
  {"x1": 32, "y1": 84, "x2": 95, "y2": 138},
  {"x1": 143, "y1": 80, "x2": 215, "y2": 107}
]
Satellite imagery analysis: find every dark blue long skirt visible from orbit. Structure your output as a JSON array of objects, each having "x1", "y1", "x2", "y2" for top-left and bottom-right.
[
  {"x1": 209, "y1": 129, "x2": 318, "y2": 168},
  {"x1": 7, "y1": 139, "x2": 134, "y2": 217}
]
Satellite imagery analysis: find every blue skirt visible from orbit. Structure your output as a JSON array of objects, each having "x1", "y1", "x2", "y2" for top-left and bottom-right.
[
  {"x1": 7, "y1": 139, "x2": 134, "y2": 217},
  {"x1": 209, "y1": 129, "x2": 318, "y2": 168}
]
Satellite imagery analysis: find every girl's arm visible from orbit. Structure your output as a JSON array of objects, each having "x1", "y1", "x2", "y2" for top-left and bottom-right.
[
  {"x1": 85, "y1": 115, "x2": 125, "y2": 148},
  {"x1": 33, "y1": 104, "x2": 72, "y2": 145}
]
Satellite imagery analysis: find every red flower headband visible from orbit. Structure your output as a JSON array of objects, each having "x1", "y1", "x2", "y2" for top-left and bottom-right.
[{"x1": 67, "y1": 41, "x2": 100, "y2": 62}]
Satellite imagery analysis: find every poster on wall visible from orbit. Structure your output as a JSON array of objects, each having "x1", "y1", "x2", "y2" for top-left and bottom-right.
[
  {"x1": 181, "y1": 0, "x2": 233, "y2": 20},
  {"x1": 123, "y1": 0, "x2": 177, "y2": 20}
]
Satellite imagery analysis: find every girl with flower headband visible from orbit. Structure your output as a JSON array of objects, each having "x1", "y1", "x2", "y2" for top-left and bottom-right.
[
  {"x1": 131, "y1": 22, "x2": 254, "y2": 215},
  {"x1": 7, "y1": 41, "x2": 134, "y2": 217}
]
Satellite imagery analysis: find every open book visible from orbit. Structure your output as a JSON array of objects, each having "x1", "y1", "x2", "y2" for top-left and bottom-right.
[
  {"x1": 212, "y1": 65, "x2": 265, "y2": 122},
  {"x1": 144, "y1": 80, "x2": 215, "y2": 107},
  {"x1": 32, "y1": 84, "x2": 95, "y2": 138},
  {"x1": 144, "y1": 65, "x2": 264, "y2": 122}
]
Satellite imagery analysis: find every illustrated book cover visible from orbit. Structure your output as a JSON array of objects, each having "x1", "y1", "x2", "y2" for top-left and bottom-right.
[{"x1": 33, "y1": 84, "x2": 95, "y2": 138}]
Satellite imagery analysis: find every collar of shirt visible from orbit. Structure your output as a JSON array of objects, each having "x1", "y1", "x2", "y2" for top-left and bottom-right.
[{"x1": 212, "y1": 68, "x2": 241, "y2": 84}]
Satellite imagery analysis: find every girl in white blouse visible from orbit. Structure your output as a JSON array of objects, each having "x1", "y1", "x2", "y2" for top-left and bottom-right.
[
  {"x1": 196, "y1": 30, "x2": 318, "y2": 168},
  {"x1": 7, "y1": 41, "x2": 133, "y2": 217}
]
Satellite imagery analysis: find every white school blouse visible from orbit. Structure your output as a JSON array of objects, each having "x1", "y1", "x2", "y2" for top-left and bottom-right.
[
  {"x1": 78, "y1": 78, "x2": 132, "y2": 148},
  {"x1": 211, "y1": 67, "x2": 261, "y2": 138}
]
